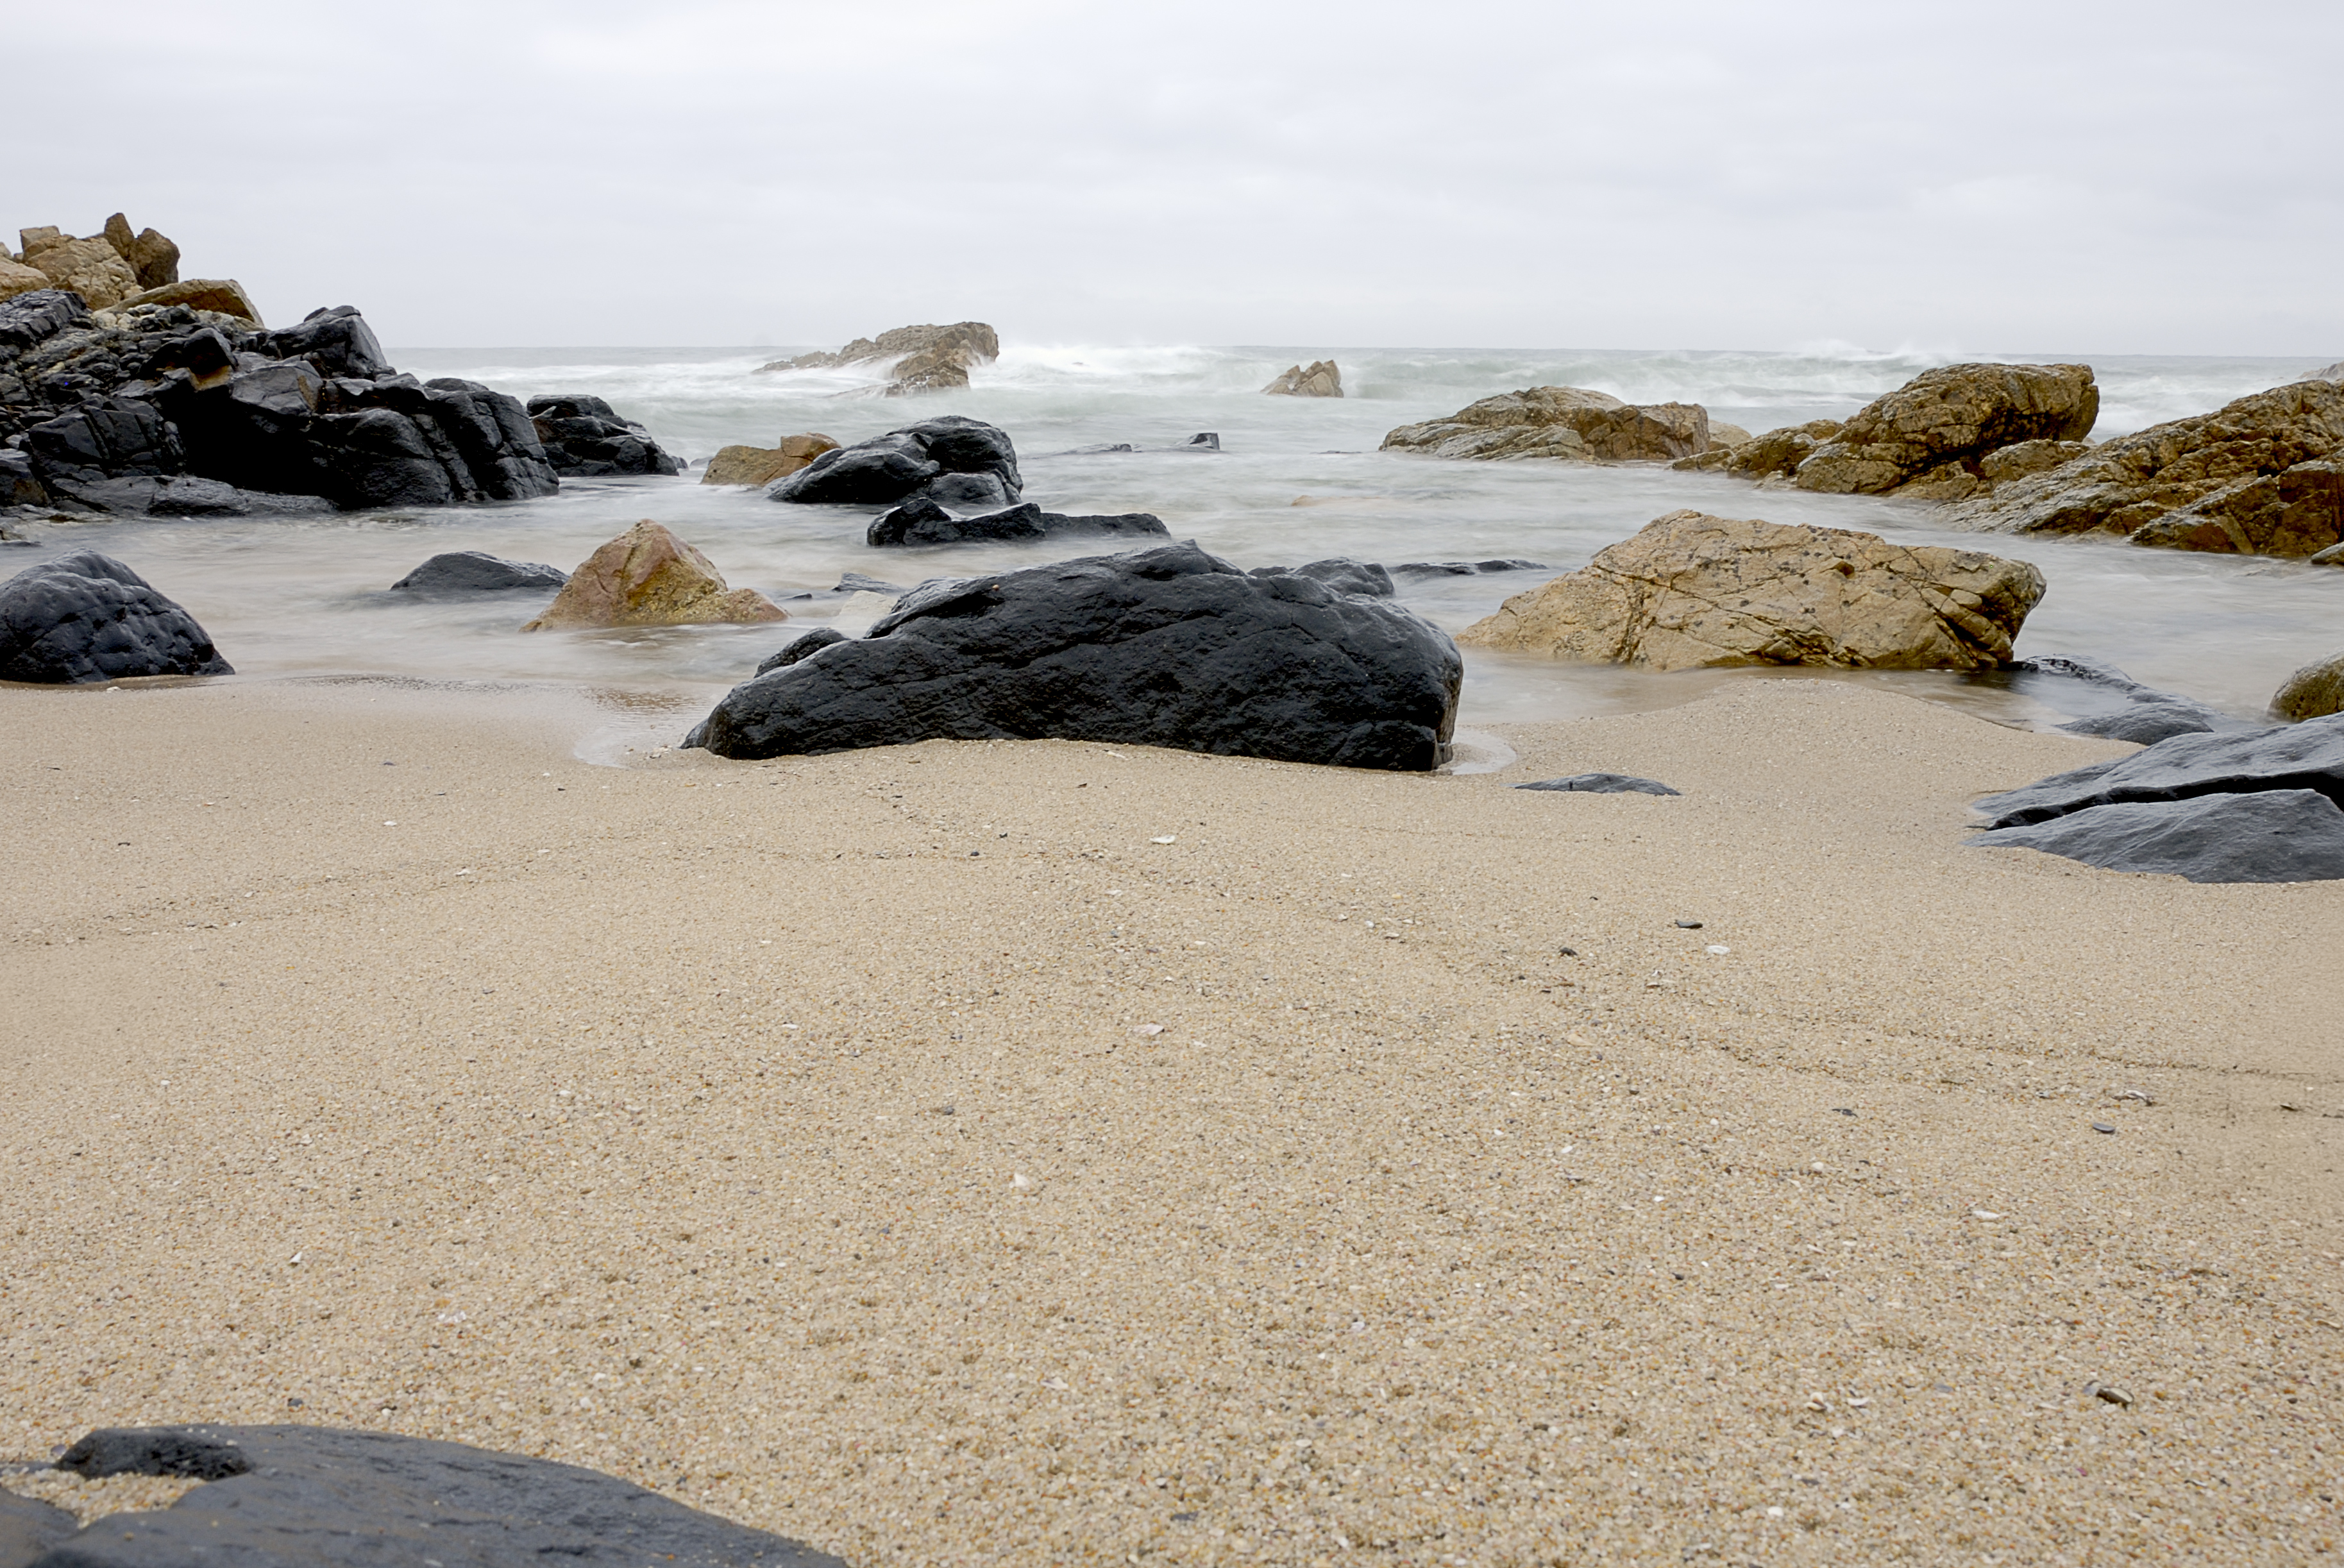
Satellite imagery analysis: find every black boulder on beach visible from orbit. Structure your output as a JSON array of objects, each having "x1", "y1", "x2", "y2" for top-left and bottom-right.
[
  {"x1": 0, "y1": 550, "x2": 231, "y2": 684},
  {"x1": 686, "y1": 540, "x2": 1462, "y2": 770}
]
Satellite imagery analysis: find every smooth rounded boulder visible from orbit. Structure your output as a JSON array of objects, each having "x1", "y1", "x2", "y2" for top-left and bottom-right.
[
  {"x1": 390, "y1": 551, "x2": 569, "y2": 596},
  {"x1": 0, "y1": 550, "x2": 232, "y2": 683},
  {"x1": 686, "y1": 540, "x2": 1461, "y2": 770},
  {"x1": 2272, "y1": 650, "x2": 2344, "y2": 720},
  {"x1": 523, "y1": 520, "x2": 786, "y2": 631},
  {"x1": 770, "y1": 416, "x2": 1022, "y2": 506}
]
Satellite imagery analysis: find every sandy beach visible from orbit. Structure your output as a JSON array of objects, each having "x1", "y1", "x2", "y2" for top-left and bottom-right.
[{"x1": 3, "y1": 675, "x2": 2339, "y2": 1565}]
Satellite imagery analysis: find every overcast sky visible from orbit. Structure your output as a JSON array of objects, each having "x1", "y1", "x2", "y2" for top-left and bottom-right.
[{"x1": 13, "y1": 0, "x2": 2340, "y2": 353}]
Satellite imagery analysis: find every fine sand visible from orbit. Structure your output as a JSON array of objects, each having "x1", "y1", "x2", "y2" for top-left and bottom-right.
[{"x1": 2, "y1": 675, "x2": 2339, "y2": 1564}]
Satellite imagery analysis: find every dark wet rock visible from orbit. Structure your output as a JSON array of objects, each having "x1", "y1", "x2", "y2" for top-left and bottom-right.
[
  {"x1": 1975, "y1": 714, "x2": 2344, "y2": 828},
  {"x1": 390, "y1": 551, "x2": 569, "y2": 596},
  {"x1": 1514, "y1": 773, "x2": 1682, "y2": 795},
  {"x1": 836, "y1": 571, "x2": 907, "y2": 595},
  {"x1": 757, "y1": 627, "x2": 848, "y2": 675},
  {"x1": 867, "y1": 498, "x2": 1171, "y2": 548},
  {"x1": 1390, "y1": 559, "x2": 1550, "y2": 578},
  {"x1": 526, "y1": 394, "x2": 682, "y2": 478},
  {"x1": 0, "y1": 1487, "x2": 75, "y2": 1564},
  {"x1": 1968, "y1": 789, "x2": 2344, "y2": 883},
  {"x1": 253, "y1": 305, "x2": 391, "y2": 380},
  {"x1": 1249, "y1": 558, "x2": 1394, "y2": 597},
  {"x1": 0, "y1": 550, "x2": 232, "y2": 684},
  {"x1": 2011, "y1": 655, "x2": 2250, "y2": 745},
  {"x1": 24, "y1": 1423, "x2": 843, "y2": 1568},
  {"x1": 1170, "y1": 432, "x2": 1220, "y2": 451},
  {"x1": 0, "y1": 448, "x2": 46, "y2": 507},
  {"x1": 0, "y1": 289, "x2": 90, "y2": 358},
  {"x1": 686, "y1": 540, "x2": 1461, "y2": 771},
  {"x1": 773, "y1": 416, "x2": 1021, "y2": 507}
]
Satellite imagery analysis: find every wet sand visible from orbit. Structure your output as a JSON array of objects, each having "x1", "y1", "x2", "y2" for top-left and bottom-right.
[{"x1": 2, "y1": 676, "x2": 2339, "y2": 1564}]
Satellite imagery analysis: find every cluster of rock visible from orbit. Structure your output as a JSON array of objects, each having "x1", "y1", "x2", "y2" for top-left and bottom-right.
[
  {"x1": 1970, "y1": 716, "x2": 2344, "y2": 882},
  {"x1": 521, "y1": 521, "x2": 784, "y2": 631},
  {"x1": 0, "y1": 1423, "x2": 842, "y2": 1567},
  {"x1": 687, "y1": 541, "x2": 1462, "y2": 771},
  {"x1": 1943, "y1": 378, "x2": 2344, "y2": 558},
  {"x1": 864, "y1": 496, "x2": 1169, "y2": 548},
  {"x1": 1382, "y1": 387, "x2": 1714, "y2": 463},
  {"x1": 523, "y1": 394, "x2": 679, "y2": 477},
  {"x1": 2, "y1": 215, "x2": 197, "y2": 312},
  {"x1": 1263, "y1": 360, "x2": 1343, "y2": 397},
  {"x1": 769, "y1": 415, "x2": 1022, "y2": 509},
  {"x1": 1458, "y1": 511, "x2": 2045, "y2": 672},
  {"x1": 1673, "y1": 363, "x2": 2101, "y2": 502},
  {"x1": 702, "y1": 433, "x2": 838, "y2": 487},
  {"x1": 756, "y1": 322, "x2": 1000, "y2": 394}
]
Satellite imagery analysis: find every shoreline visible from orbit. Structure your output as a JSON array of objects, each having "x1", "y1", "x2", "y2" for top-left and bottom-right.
[{"x1": 3, "y1": 676, "x2": 2338, "y2": 1562}]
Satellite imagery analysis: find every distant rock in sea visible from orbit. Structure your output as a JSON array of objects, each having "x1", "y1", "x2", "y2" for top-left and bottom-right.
[
  {"x1": 1778, "y1": 362, "x2": 2100, "y2": 500},
  {"x1": 756, "y1": 322, "x2": 999, "y2": 394},
  {"x1": 1264, "y1": 360, "x2": 1342, "y2": 397},
  {"x1": 702, "y1": 433, "x2": 838, "y2": 487},
  {"x1": 866, "y1": 497, "x2": 1171, "y2": 548},
  {"x1": 1381, "y1": 387, "x2": 1711, "y2": 463},
  {"x1": 526, "y1": 394, "x2": 681, "y2": 477},
  {"x1": 1458, "y1": 510, "x2": 2043, "y2": 672},
  {"x1": 771, "y1": 415, "x2": 1022, "y2": 509}
]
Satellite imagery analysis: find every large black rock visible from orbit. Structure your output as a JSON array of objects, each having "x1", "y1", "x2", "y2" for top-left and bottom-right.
[
  {"x1": 527, "y1": 394, "x2": 682, "y2": 477},
  {"x1": 686, "y1": 540, "x2": 1461, "y2": 770},
  {"x1": 1967, "y1": 712, "x2": 2344, "y2": 882},
  {"x1": 866, "y1": 497, "x2": 1170, "y2": 547},
  {"x1": 771, "y1": 415, "x2": 1021, "y2": 506},
  {"x1": 6, "y1": 1424, "x2": 842, "y2": 1568},
  {"x1": 253, "y1": 304, "x2": 392, "y2": 379},
  {"x1": 0, "y1": 551, "x2": 232, "y2": 683},
  {"x1": 0, "y1": 289, "x2": 89, "y2": 359},
  {"x1": 390, "y1": 551, "x2": 569, "y2": 595}
]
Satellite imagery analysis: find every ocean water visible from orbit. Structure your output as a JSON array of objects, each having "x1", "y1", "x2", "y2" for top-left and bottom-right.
[{"x1": 21, "y1": 342, "x2": 2342, "y2": 755}]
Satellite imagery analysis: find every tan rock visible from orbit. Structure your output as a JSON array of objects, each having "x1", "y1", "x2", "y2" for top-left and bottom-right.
[
  {"x1": 2127, "y1": 455, "x2": 2344, "y2": 557},
  {"x1": 1263, "y1": 360, "x2": 1343, "y2": 398},
  {"x1": 1382, "y1": 386, "x2": 1710, "y2": 463},
  {"x1": 1792, "y1": 363, "x2": 2098, "y2": 495},
  {"x1": 26, "y1": 237, "x2": 140, "y2": 308},
  {"x1": 18, "y1": 226, "x2": 63, "y2": 257},
  {"x1": 1457, "y1": 509, "x2": 2044, "y2": 672},
  {"x1": 761, "y1": 323, "x2": 1000, "y2": 395},
  {"x1": 122, "y1": 227, "x2": 180, "y2": 291},
  {"x1": 1945, "y1": 380, "x2": 2344, "y2": 555},
  {"x1": 700, "y1": 434, "x2": 840, "y2": 487},
  {"x1": 1707, "y1": 421, "x2": 1752, "y2": 450},
  {"x1": 2272, "y1": 651, "x2": 2344, "y2": 721},
  {"x1": 0, "y1": 258, "x2": 50, "y2": 303},
  {"x1": 115, "y1": 278, "x2": 264, "y2": 326},
  {"x1": 1673, "y1": 419, "x2": 1842, "y2": 478},
  {"x1": 521, "y1": 521, "x2": 787, "y2": 632},
  {"x1": 2306, "y1": 361, "x2": 2344, "y2": 383}
]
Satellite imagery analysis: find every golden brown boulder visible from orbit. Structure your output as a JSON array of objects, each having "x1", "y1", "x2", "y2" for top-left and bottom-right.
[
  {"x1": 522, "y1": 521, "x2": 787, "y2": 632},
  {"x1": 1791, "y1": 363, "x2": 2098, "y2": 496},
  {"x1": 700, "y1": 433, "x2": 840, "y2": 487},
  {"x1": 26, "y1": 237, "x2": 140, "y2": 308},
  {"x1": 1263, "y1": 360, "x2": 1344, "y2": 397},
  {"x1": 106, "y1": 215, "x2": 181, "y2": 290},
  {"x1": 115, "y1": 278, "x2": 264, "y2": 326},
  {"x1": 0, "y1": 257, "x2": 49, "y2": 302},
  {"x1": 1458, "y1": 510, "x2": 2045, "y2": 672},
  {"x1": 2272, "y1": 651, "x2": 2344, "y2": 721},
  {"x1": 1382, "y1": 386, "x2": 1710, "y2": 462}
]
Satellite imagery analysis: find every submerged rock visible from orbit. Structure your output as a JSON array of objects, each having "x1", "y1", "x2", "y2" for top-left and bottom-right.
[
  {"x1": 523, "y1": 520, "x2": 786, "y2": 631},
  {"x1": 1789, "y1": 363, "x2": 2098, "y2": 497},
  {"x1": 390, "y1": 551, "x2": 569, "y2": 596},
  {"x1": 1458, "y1": 510, "x2": 2044, "y2": 672},
  {"x1": 33, "y1": 1423, "x2": 843, "y2": 1567},
  {"x1": 1515, "y1": 773, "x2": 1681, "y2": 795},
  {"x1": 686, "y1": 540, "x2": 1461, "y2": 770},
  {"x1": 1390, "y1": 559, "x2": 1549, "y2": 578},
  {"x1": 1944, "y1": 378, "x2": 2344, "y2": 557},
  {"x1": 2013, "y1": 654, "x2": 2247, "y2": 745},
  {"x1": 1264, "y1": 359, "x2": 1343, "y2": 397},
  {"x1": 771, "y1": 416, "x2": 1022, "y2": 507},
  {"x1": 527, "y1": 394, "x2": 682, "y2": 477},
  {"x1": 0, "y1": 550, "x2": 232, "y2": 683},
  {"x1": 702, "y1": 433, "x2": 838, "y2": 487},
  {"x1": 1382, "y1": 386, "x2": 1710, "y2": 463},
  {"x1": 866, "y1": 497, "x2": 1171, "y2": 548}
]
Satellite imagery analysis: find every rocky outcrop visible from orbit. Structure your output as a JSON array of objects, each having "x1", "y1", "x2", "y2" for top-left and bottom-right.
[
  {"x1": 1458, "y1": 510, "x2": 2044, "y2": 672},
  {"x1": 771, "y1": 415, "x2": 1022, "y2": 508},
  {"x1": 389, "y1": 551, "x2": 568, "y2": 596},
  {"x1": 525, "y1": 394, "x2": 681, "y2": 477},
  {"x1": 0, "y1": 550, "x2": 232, "y2": 682},
  {"x1": 701, "y1": 433, "x2": 838, "y2": 487},
  {"x1": 1382, "y1": 387, "x2": 1710, "y2": 463},
  {"x1": 1786, "y1": 363, "x2": 2098, "y2": 497},
  {"x1": 30, "y1": 1423, "x2": 845, "y2": 1567},
  {"x1": 115, "y1": 278, "x2": 262, "y2": 325},
  {"x1": 1944, "y1": 379, "x2": 2344, "y2": 557},
  {"x1": 2272, "y1": 651, "x2": 2344, "y2": 721},
  {"x1": 1264, "y1": 360, "x2": 1343, "y2": 397},
  {"x1": 757, "y1": 322, "x2": 1000, "y2": 394},
  {"x1": 523, "y1": 521, "x2": 784, "y2": 631},
  {"x1": 686, "y1": 540, "x2": 1462, "y2": 770},
  {"x1": 866, "y1": 497, "x2": 1170, "y2": 547},
  {"x1": 1967, "y1": 715, "x2": 2344, "y2": 882},
  {"x1": 1, "y1": 291, "x2": 557, "y2": 516}
]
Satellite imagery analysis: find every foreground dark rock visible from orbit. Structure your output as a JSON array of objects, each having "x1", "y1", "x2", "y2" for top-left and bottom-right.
[
  {"x1": 1515, "y1": 773, "x2": 1681, "y2": 795},
  {"x1": 772, "y1": 416, "x2": 1022, "y2": 509},
  {"x1": 1381, "y1": 386, "x2": 1711, "y2": 463},
  {"x1": 0, "y1": 551, "x2": 231, "y2": 683},
  {"x1": 389, "y1": 551, "x2": 568, "y2": 596},
  {"x1": 1945, "y1": 379, "x2": 2344, "y2": 558},
  {"x1": 527, "y1": 393, "x2": 682, "y2": 477},
  {"x1": 1, "y1": 291, "x2": 559, "y2": 516},
  {"x1": 4, "y1": 1423, "x2": 843, "y2": 1568},
  {"x1": 1968, "y1": 715, "x2": 2344, "y2": 882},
  {"x1": 866, "y1": 497, "x2": 1170, "y2": 547},
  {"x1": 687, "y1": 541, "x2": 1460, "y2": 770}
]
